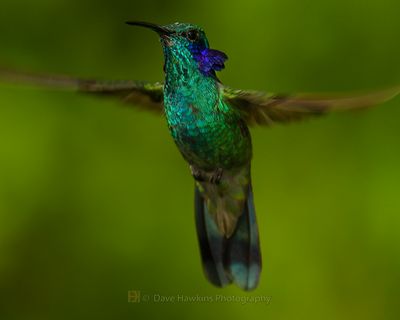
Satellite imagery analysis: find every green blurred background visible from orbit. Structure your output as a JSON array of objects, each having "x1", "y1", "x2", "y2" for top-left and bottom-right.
[{"x1": 0, "y1": 0, "x2": 400, "y2": 319}]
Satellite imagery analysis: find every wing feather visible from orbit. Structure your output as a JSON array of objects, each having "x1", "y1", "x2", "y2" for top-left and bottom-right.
[
  {"x1": 0, "y1": 66, "x2": 164, "y2": 113},
  {"x1": 223, "y1": 86, "x2": 400, "y2": 126}
]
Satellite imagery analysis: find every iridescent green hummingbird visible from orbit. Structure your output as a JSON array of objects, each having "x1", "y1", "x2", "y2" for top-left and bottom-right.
[{"x1": 1, "y1": 21, "x2": 399, "y2": 291}]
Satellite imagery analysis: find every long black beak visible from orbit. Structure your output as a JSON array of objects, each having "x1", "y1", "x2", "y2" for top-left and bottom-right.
[{"x1": 125, "y1": 21, "x2": 173, "y2": 36}]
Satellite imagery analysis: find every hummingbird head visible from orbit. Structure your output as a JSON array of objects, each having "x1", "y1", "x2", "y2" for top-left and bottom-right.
[{"x1": 126, "y1": 21, "x2": 228, "y2": 77}]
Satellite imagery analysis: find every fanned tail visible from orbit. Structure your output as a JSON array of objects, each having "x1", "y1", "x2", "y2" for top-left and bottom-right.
[{"x1": 194, "y1": 182, "x2": 261, "y2": 290}]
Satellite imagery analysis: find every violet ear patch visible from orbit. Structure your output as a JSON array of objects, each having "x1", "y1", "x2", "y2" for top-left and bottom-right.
[{"x1": 193, "y1": 48, "x2": 228, "y2": 76}]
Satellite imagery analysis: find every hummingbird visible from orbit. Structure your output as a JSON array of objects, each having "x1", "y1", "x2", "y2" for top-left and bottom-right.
[{"x1": 1, "y1": 21, "x2": 399, "y2": 291}]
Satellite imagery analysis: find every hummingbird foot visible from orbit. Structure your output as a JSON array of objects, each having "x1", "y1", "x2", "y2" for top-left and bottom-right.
[
  {"x1": 209, "y1": 168, "x2": 223, "y2": 184},
  {"x1": 190, "y1": 165, "x2": 207, "y2": 182},
  {"x1": 190, "y1": 166, "x2": 223, "y2": 185}
]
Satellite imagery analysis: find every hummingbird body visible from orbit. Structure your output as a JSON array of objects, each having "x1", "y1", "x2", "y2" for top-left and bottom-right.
[
  {"x1": 159, "y1": 23, "x2": 261, "y2": 289},
  {"x1": 163, "y1": 40, "x2": 252, "y2": 170}
]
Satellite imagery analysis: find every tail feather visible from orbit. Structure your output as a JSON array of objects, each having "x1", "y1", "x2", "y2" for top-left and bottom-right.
[
  {"x1": 195, "y1": 187, "x2": 231, "y2": 287},
  {"x1": 195, "y1": 182, "x2": 261, "y2": 290},
  {"x1": 226, "y1": 184, "x2": 261, "y2": 290}
]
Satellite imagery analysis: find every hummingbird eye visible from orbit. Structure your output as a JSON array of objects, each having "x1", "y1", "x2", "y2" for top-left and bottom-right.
[{"x1": 185, "y1": 30, "x2": 200, "y2": 42}]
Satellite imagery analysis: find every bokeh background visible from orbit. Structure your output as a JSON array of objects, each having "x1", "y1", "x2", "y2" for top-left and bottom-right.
[{"x1": 0, "y1": 0, "x2": 400, "y2": 319}]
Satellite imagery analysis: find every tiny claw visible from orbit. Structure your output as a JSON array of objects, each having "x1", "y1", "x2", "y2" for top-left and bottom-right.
[
  {"x1": 190, "y1": 165, "x2": 206, "y2": 182},
  {"x1": 209, "y1": 168, "x2": 223, "y2": 185}
]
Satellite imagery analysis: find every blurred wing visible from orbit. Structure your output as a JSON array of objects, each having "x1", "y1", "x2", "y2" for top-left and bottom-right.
[
  {"x1": 223, "y1": 86, "x2": 400, "y2": 126},
  {"x1": 0, "y1": 67, "x2": 164, "y2": 113}
]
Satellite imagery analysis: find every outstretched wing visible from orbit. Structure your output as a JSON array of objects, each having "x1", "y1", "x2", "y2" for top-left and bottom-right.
[
  {"x1": 0, "y1": 67, "x2": 164, "y2": 113},
  {"x1": 223, "y1": 86, "x2": 400, "y2": 126}
]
